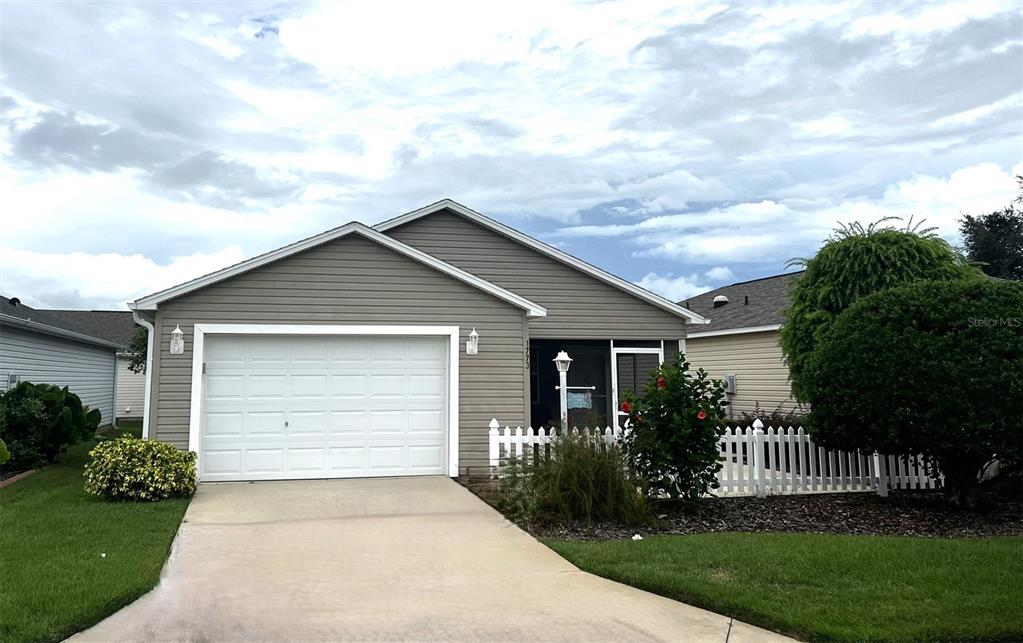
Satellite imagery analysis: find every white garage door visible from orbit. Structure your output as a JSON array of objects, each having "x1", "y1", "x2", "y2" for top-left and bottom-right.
[{"x1": 200, "y1": 334, "x2": 449, "y2": 482}]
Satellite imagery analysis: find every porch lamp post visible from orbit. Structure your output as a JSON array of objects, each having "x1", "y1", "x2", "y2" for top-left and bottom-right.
[{"x1": 553, "y1": 350, "x2": 572, "y2": 429}]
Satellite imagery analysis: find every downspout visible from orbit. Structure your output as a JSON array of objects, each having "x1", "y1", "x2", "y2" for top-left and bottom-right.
[
  {"x1": 111, "y1": 351, "x2": 119, "y2": 429},
  {"x1": 131, "y1": 309, "x2": 155, "y2": 440}
]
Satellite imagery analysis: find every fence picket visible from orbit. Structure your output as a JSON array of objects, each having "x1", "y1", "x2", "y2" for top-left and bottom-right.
[{"x1": 488, "y1": 420, "x2": 940, "y2": 496}]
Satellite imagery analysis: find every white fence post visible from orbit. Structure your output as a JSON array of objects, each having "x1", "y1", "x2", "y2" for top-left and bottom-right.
[
  {"x1": 752, "y1": 419, "x2": 766, "y2": 497},
  {"x1": 488, "y1": 418, "x2": 500, "y2": 469},
  {"x1": 875, "y1": 452, "x2": 889, "y2": 496}
]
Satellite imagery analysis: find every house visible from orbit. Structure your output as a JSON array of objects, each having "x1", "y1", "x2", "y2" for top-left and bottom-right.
[
  {"x1": 0, "y1": 296, "x2": 121, "y2": 425},
  {"x1": 45, "y1": 309, "x2": 145, "y2": 420},
  {"x1": 129, "y1": 199, "x2": 709, "y2": 482},
  {"x1": 681, "y1": 272, "x2": 804, "y2": 418}
]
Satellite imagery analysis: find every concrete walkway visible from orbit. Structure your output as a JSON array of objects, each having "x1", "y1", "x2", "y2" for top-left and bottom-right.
[{"x1": 72, "y1": 477, "x2": 794, "y2": 642}]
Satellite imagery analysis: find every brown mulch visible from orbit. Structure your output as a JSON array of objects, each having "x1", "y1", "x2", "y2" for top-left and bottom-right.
[{"x1": 521, "y1": 491, "x2": 1023, "y2": 541}]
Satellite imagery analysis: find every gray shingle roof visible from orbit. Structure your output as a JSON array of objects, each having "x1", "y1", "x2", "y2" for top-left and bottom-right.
[
  {"x1": 681, "y1": 271, "x2": 803, "y2": 333},
  {"x1": 1, "y1": 296, "x2": 136, "y2": 348},
  {"x1": 46, "y1": 309, "x2": 139, "y2": 348}
]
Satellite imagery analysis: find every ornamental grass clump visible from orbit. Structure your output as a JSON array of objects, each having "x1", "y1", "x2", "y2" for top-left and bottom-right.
[
  {"x1": 495, "y1": 433, "x2": 652, "y2": 526},
  {"x1": 619, "y1": 353, "x2": 728, "y2": 505},
  {"x1": 84, "y1": 437, "x2": 196, "y2": 501}
]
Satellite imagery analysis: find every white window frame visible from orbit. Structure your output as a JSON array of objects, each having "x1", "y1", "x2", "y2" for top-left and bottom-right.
[
  {"x1": 189, "y1": 324, "x2": 461, "y2": 479},
  {"x1": 609, "y1": 341, "x2": 665, "y2": 427}
]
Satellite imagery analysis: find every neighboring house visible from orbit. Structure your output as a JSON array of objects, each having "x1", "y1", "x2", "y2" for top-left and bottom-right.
[
  {"x1": 130, "y1": 199, "x2": 709, "y2": 482},
  {"x1": 45, "y1": 310, "x2": 145, "y2": 420},
  {"x1": 0, "y1": 296, "x2": 121, "y2": 425},
  {"x1": 681, "y1": 272, "x2": 804, "y2": 418}
]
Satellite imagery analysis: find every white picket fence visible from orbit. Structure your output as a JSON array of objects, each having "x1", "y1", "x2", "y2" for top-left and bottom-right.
[{"x1": 487, "y1": 418, "x2": 941, "y2": 497}]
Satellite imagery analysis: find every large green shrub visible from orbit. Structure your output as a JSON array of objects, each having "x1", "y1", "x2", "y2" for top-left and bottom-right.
[
  {"x1": 0, "y1": 438, "x2": 9, "y2": 466},
  {"x1": 618, "y1": 353, "x2": 728, "y2": 504},
  {"x1": 494, "y1": 433, "x2": 651, "y2": 526},
  {"x1": 84, "y1": 437, "x2": 197, "y2": 501},
  {"x1": 805, "y1": 279, "x2": 1023, "y2": 504},
  {"x1": 0, "y1": 382, "x2": 101, "y2": 471},
  {"x1": 781, "y1": 221, "x2": 979, "y2": 401}
]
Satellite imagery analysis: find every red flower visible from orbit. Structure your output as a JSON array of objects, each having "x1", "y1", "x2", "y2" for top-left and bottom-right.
[
  {"x1": 656, "y1": 376, "x2": 667, "y2": 390},
  {"x1": 696, "y1": 409, "x2": 707, "y2": 420},
  {"x1": 620, "y1": 401, "x2": 632, "y2": 413}
]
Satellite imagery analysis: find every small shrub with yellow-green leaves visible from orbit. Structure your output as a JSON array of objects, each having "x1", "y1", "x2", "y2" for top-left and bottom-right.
[{"x1": 84, "y1": 437, "x2": 196, "y2": 501}]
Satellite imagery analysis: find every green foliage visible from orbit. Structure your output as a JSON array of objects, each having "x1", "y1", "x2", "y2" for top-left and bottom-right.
[
  {"x1": 619, "y1": 353, "x2": 728, "y2": 504},
  {"x1": 0, "y1": 382, "x2": 101, "y2": 471},
  {"x1": 959, "y1": 200, "x2": 1023, "y2": 281},
  {"x1": 805, "y1": 279, "x2": 1023, "y2": 502},
  {"x1": 128, "y1": 326, "x2": 148, "y2": 374},
  {"x1": 737, "y1": 401, "x2": 808, "y2": 429},
  {"x1": 781, "y1": 219, "x2": 979, "y2": 401},
  {"x1": 0, "y1": 438, "x2": 9, "y2": 466},
  {"x1": 84, "y1": 437, "x2": 197, "y2": 501},
  {"x1": 494, "y1": 433, "x2": 652, "y2": 526}
]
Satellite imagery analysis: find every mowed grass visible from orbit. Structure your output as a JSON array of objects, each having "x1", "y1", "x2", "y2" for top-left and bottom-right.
[
  {"x1": 0, "y1": 422, "x2": 190, "y2": 643},
  {"x1": 546, "y1": 532, "x2": 1023, "y2": 642}
]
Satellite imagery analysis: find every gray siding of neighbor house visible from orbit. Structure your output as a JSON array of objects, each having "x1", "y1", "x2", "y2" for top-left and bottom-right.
[
  {"x1": 386, "y1": 210, "x2": 687, "y2": 341},
  {"x1": 0, "y1": 324, "x2": 115, "y2": 424},
  {"x1": 147, "y1": 234, "x2": 528, "y2": 472},
  {"x1": 116, "y1": 354, "x2": 146, "y2": 419}
]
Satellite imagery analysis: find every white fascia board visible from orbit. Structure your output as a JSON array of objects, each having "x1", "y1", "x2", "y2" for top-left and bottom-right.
[
  {"x1": 374, "y1": 199, "x2": 711, "y2": 325},
  {"x1": 129, "y1": 222, "x2": 546, "y2": 318},
  {"x1": 0, "y1": 313, "x2": 123, "y2": 349},
  {"x1": 686, "y1": 324, "x2": 782, "y2": 339}
]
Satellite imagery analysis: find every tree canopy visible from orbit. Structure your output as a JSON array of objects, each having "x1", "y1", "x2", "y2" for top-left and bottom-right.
[
  {"x1": 804, "y1": 278, "x2": 1022, "y2": 502},
  {"x1": 959, "y1": 188, "x2": 1023, "y2": 281},
  {"x1": 780, "y1": 220, "x2": 979, "y2": 401}
]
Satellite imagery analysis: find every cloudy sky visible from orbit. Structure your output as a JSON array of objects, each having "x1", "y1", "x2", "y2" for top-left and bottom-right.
[{"x1": 1, "y1": 1, "x2": 1020, "y2": 310}]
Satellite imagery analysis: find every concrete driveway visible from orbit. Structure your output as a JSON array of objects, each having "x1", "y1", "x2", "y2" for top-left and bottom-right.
[{"x1": 73, "y1": 477, "x2": 793, "y2": 642}]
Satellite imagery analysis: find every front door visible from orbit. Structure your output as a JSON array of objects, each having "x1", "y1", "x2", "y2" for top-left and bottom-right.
[{"x1": 612, "y1": 348, "x2": 663, "y2": 427}]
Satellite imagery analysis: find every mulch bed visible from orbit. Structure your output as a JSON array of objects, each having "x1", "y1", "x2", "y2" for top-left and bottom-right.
[{"x1": 521, "y1": 491, "x2": 1023, "y2": 541}]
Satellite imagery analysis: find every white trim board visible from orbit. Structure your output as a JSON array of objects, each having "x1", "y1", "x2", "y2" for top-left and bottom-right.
[
  {"x1": 188, "y1": 324, "x2": 461, "y2": 480},
  {"x1": 374, "y1": 199, "x2": 710, "y2": 325},
  {"x1": 686, "y1": 324, "x2": 782, "y2": 339},
  {"x1": 130, "y1": 222, "x2": 546, "y2": 318}
]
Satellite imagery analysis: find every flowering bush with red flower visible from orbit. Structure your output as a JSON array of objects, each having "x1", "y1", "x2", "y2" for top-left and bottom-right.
[{"x1": 619, "y1": 352, "x2": 727, "y2": 504}]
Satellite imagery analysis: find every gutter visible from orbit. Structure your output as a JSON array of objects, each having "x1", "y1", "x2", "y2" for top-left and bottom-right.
[
  {"x1": 130, "y1": 309, "x2": 156, "y2": 440},
  {"x1": 686, "y1": 324, "x2": 783, "y2": 339}
]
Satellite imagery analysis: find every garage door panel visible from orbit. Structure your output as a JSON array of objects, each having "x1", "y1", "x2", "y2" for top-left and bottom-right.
[
  {"x1": 205, "y1": 412, "x2": 243, "y2": 436},
  {"x1": 247, "y1": 412, "x2": 286, "y2": 435},
  {"x1": 206, "y1": 376, "x2": 244, "y2": 400},
  {"x1": 291, "y1": 375, "x2": 328, "y2": 398},
  {"x1": 200, "y1": 334, "x2": 448, "y2": 481},
  {"x1": 248, "y1": 375, "x2": 286, "y2": 398}
]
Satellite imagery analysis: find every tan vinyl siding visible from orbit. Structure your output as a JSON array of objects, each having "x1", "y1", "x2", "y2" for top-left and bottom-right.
[
  {"x1": 686, "y1": 330, "x2": 802, "y2": 417},
  {"x1": 147, "y1": 234, "x2": 527, "y2": 471},
  {"x1": 116, "y1": 354, "x2": 145, "y2": 418},
  {"x1": 386, "y1": 210, "x2": 686, "y2": 341},
  {"x1": 0, "y1": 324, "x2": 115, "y2": 424}
]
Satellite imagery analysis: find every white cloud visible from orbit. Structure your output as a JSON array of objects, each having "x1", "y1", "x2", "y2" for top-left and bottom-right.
[
  {"x1": 0, "y1": 245, "x2": 247, "y2": 309},
  {"x1": 634, "y1": 272, "x2": 710, "y2": 302},
  {"x1": 555, "y1": 162, "x2": 1022, "y2": 263},
  {"x1": 704, "y1": 266, "x2": 735, "y2": 281}
]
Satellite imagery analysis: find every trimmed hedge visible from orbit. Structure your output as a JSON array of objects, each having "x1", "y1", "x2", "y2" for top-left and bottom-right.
[{"x1": 84, "y1": 437, "x2": 197, "y2": 501}]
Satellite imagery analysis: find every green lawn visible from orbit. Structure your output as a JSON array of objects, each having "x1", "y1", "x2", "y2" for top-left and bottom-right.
[
  {"x1": 0, "y1": 422, "x2": 191, "y2": 643},
  {"x1": 546, "y1": 533, "x2": 1023, "y2": 642}
]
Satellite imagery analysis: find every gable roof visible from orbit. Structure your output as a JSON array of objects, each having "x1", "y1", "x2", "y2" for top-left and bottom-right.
[
  {"x1": 682, "y1": 271, "x2": 803, "y2": 337},
  {"x1": 45, "y1": 310, "x2": 138, "y2": 349},
  {"x1": 374, "y1": 199, "x2": 709, "y2": 324},
  {"x1": 129, "y1": 222, "x2": 547, "y2": 317},
  {"x1": 0, "y1": 296, "x2": 123, "y2": 349}
]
